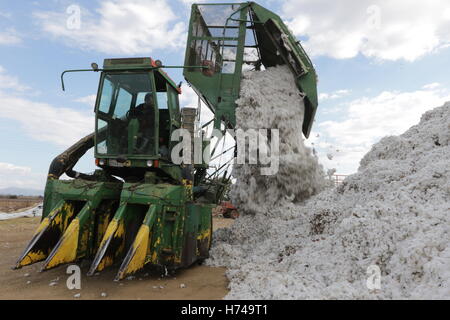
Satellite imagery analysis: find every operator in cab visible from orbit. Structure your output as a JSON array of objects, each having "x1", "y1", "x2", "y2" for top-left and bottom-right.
[
  {"x1": 134, "y1": 92, "x2": 155, "y2": 116},
  {"x1": 127, "y1": 93, "x2": 169, "y2": 158},
  {"x1": 129, "y1": 92, "x2": 155, "y2": 154}
]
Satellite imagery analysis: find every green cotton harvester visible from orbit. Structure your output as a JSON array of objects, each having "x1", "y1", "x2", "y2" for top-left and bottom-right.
[{"x1": 14, "y1": 2, "x2": 318, "y2": 280}]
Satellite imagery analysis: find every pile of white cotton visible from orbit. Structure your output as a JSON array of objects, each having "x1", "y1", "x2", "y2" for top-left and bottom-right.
[{"x1": 207, "y1": 65, "x2": 450, "y2": 300}]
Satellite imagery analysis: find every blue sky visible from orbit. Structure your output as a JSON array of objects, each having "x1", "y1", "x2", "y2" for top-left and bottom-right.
[{"x1": 0, "y1": 0, "x2": 450, "y2": 190}]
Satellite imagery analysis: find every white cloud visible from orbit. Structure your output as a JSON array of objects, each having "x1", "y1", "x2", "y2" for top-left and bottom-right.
[
  {"x1": 0, "y1": 92, "x2": 93, "y2": 147},
  {"x1": 0, "y1": 163, "x2": 31, "y2": 176},
  {"x1": 0, "y1": 11, "x2": 12, "y2": 19},
  {"x1": 34, "y1": 0, "x2": 186, "y2": 54},
  {"x1": 75, "y1": 94, "x2": 97, "y2": 107},
  {"x1": 319, "y1": 89, "x2": 351, "y2": 102},
  {"x1": 0, "y1": 66, "x2": 30, "y2": 92},
  {"x1": 0, "y1": 67, "x2": 95, "y2": 190},
  {"x1": 283, "y1": 0, "x2": 450, "y2": 61},
  {"x1": 422, "y1": 82, "x2": 441, "y2": 90},
  {"x1": 179, "y1": 0, "x2": 240, "y2": 5},
  {"x1": 314, "y1": 86, "x2": 450, "y2": 174},
  {"x1": 179, "y1": 85, "x2": 200, "y2": 109},
  {"x1": 0, "y1": 28, "x2": 21, "y2": 45},
  {"x1": 0, "y1": 162, "x2": 44, "y2": 190},
  {"x1": 0, "y1": 66, "x2": 93, "y2": 147}
]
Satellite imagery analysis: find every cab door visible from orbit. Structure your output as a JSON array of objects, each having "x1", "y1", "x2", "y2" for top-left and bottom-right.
[{"x1": 166, "y1": 84, "x2": 181, "y2": 153}]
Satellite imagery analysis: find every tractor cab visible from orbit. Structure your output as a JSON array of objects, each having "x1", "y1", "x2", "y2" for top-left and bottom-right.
[{"x1": 94, "y1": 58, "x2": 181, "y2": 171}]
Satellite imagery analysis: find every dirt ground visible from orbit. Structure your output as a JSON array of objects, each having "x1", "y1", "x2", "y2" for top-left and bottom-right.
[{"x1": 0, "y1": 216, "x2": 234, "y2": 300}]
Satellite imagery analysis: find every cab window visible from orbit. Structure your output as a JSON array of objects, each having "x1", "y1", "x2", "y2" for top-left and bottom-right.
[{"x1": 96, "y1": 72, "x2": 156, "y2": 156}]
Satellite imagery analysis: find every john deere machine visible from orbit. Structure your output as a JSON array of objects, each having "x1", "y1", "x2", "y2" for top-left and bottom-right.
[{"x1": 14, "y1": 2, "x2": 318, "y2": 280}]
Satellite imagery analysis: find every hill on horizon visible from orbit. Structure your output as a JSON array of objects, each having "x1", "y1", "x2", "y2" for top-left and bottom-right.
[{"x1": 0, "y1": 187, "x2": 44, "y2": 197}]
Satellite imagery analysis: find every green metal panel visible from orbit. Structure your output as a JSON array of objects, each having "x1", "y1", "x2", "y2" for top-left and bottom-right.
[
  {"x1": 249, "y1": 2, "x2": 318, "y2": 137},
  {"x1": 42, "y1": 179, "x2": 123, "y2": 219},
  {"x1": 183, "y1": 3, "x2": 249, "y2": 130},
  {"x1": 183, "y1": 2, "x2": 319, "y2": 137},
  {"x1": 184, "y1": 203, "x2": 213, "y2": 265}
]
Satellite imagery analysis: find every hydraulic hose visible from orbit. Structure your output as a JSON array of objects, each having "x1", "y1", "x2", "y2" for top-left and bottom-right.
[{"x1": 47, "y1": 132, "x2": 95, "y2": 180}]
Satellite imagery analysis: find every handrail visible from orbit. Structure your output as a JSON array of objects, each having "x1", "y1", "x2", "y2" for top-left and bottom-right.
[{"x1": 61, "y1": 65, "x2": 207, "y2": 91}]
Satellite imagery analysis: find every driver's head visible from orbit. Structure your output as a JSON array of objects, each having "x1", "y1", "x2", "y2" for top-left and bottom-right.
[{"x1": 144, "y1": 93, "x2": 154, "y2": 106}]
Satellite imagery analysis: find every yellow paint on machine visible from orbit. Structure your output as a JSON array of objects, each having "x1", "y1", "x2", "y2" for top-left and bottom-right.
[
  {"x1": 150, "y1": 251, "x2": 158, "y2": 264},
  {"x1": 119, "y1": 225, "x2": 150, "y2": 278},
  {"x1": 16, "y1": 204, "x2": 67, "y2": 267},
  {"x1": 60, "y1": 203, "x2": 76, "y2": 230},
  {"x1": 16, "y1": 202, "x2": 79, "y2": 269},
  {"x1": 96, "y1": 219, "x2": 125, "y2": 271},
  {"x1": 196, "y1": 227, "x2": 212, "y2": 250},
  {"x1": 95, "y1": 213, "x2": 111, "y2": 249},
  {"x1": 17, "y1": 251, "x2": 47, "y2": 267},
  {"x1": 43, "y1": 219, "x2": 80, "y2": 269},
  {"x1": 97, "y1": 257, "x2": 113, "y2": 272},
  {"x1": 196, "y1": 228, "x2": 211, "y2": 242},
  {"x1": 99, "y1": 219, "x2": 119, "y2": 247},
  {"x1": 34, "y1": 217, "x2": 51, "y2": 235},
  {"x1": 33, "y1": 201, "x2": 68, "y2": 236},
  {"x1": 50, "y1": 202, "x2": 75, "y2": 232},
  {"x1": 79, "y1": 225, "x2": 89, "y2": 254}
]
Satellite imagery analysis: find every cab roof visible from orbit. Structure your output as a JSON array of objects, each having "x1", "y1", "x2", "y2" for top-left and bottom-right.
[{"x1": 103, "y1": 57, "x2": 181, "y2": 94}]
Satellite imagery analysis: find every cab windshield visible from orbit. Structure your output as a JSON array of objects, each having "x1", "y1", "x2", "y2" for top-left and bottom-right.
[{"x1": 96, "y1": 73, "x2": 156, "y2": 156}]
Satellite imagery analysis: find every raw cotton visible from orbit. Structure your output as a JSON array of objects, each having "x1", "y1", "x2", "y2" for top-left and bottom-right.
[
  {"x1": 0, "y1": 204, "x2": 42, "y2": 220},
  {"x1": 207, "y1": 66, "x2": 450, "y2": 299},
  {"x1": 230, "y1": 66, "x2": 327, "y2": 214}
]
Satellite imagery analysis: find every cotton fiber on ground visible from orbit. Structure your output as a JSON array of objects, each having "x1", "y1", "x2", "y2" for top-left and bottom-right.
[
  {"x1": 207, "y1": 65, "x2": 450, "y2": 299},
  {"x1": 0, "y1": 204, "x2": 43, "y2": 220}
]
